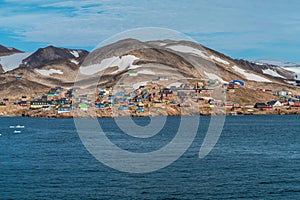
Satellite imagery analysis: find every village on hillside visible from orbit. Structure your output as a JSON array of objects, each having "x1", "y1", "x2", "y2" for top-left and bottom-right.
[{"x1": 0, "y1": 73, "x2": 300, "y2": 118}]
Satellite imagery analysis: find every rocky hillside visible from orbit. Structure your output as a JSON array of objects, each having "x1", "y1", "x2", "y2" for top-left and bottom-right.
[
  {"x1": 0, "y1": 44, "x2": 22, "y2": 56},
  {"x1": 0, "y1": 44, "x2": 23, "y2": 72},
  {"x1": 79, "y1": 39, "x2": 299, "y2": 91},
  {"x1": 0, "y1": 45, "x2": 89, "y2": 98},
  {"x1": 235, "y1": 59, "x2": 295, "y2": 80},
  {"x1": 0, "y1": 39, "x2": 299, "y2": 103},
  {"x1": 22, "y1": 46, "x2": 88, "y2": 68},
  {"x1": 0, "y1": 64, "x2": 3, "y2": 73}
]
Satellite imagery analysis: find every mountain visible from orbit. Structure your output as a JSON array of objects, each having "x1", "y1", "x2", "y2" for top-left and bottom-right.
[
  {"x1": 22, "y1": 45, "x2": 89, "y2": 68},
  {"x1": 254, "y1": 59, "x2": 300, "y2": 67},
  {"x1": 0, "y1": 39, "x2": 299, "y2": 106},
  {"x1": 235, "y1": 59, "x2": 295, "y2": 80},
  {"x1": 0, "y1": 44, "x2": 24, "y2": 73},
  {"x1": 0, "y1": 44, "x2": 22, "y2": 56},
  {"x1": 0, "y1": 65, "x2": 3, "y2": 73},
  {"x1": 0, "y1": 52, "x2": 32, "y2": 72},
  {"x1": 0, "y1": 45, "x2": 89, "y2": 98},
  {"x1": 77, "y1": 39, "x2": 299, "y2": 106},
  {"x1": 81, "y1": 39, "x2": 296, "y2": 86}
]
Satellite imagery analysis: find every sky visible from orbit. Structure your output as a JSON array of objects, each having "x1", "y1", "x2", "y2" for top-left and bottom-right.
[{"x1": 0, "y1": 0, "x2": 300, "y2": 62}]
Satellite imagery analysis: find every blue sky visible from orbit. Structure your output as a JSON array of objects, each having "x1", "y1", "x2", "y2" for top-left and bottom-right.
[{"x1": 0, "y1": 0, "x2": 300, "y2": 62}]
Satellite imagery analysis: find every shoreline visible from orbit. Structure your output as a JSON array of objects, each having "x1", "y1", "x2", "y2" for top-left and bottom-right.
[{"x1": 1, "y1": 110, "x2": 299, "y2": 119}]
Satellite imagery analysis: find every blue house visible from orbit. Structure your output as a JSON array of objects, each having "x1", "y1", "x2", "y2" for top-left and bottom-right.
[
  {"x1": 115, "y1": 91, "x2": 125, "y2": 97},
  {"x1": 128, "y1": 102, "x2": 135, "y2": 107},
  {"x1": 108, "y1": 95, "x2": 115, "y2": 101},
  {"x1": 119, "y1": 106, "x2": 128, "y2": 111},
  {"x1": 136, "y1": 107, "x2": 145, "y2": 113},
  {"x1": 230, "y1": 80, "x2": 245, "y2": 86},
  {"x1": 58, "y1": 107, "x2": 72, "y2": 114},
  {"x1": 95, "y1": 103, "x2": 105, "y2": 109}
]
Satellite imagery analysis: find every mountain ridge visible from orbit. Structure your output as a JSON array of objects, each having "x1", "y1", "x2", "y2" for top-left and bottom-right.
[
  {"x1": 0, "y1": 39, "x2": 299, "y2": 104},
  {"x1": 0, "y1": 44, "x2": 22, "y2": 56}
]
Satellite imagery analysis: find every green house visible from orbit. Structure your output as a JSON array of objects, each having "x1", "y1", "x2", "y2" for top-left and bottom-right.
[
  {"x1": 47, "y1": 93, "x2": 55, "y2": 97},
  {"x1": 128, "y1": 71, "x2": 138, "y2": 76},
  {"x1": 79, "y1": 103, "x2": 88, "y2": 110}
]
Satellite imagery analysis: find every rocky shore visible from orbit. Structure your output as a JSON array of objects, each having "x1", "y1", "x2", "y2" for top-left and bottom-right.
[{"x1": 1, "y1": 106, "x2": 299, "y2": 118}]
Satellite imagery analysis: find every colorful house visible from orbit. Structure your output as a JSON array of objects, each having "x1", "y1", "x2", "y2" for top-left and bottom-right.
[
  {"x1": 268, "y1": 100, "x2": 282, "y2": 107},
  {"x1": 0, "y1": 102, "x2": 7, "y2": 108},
  {"x1": 57, "y1": 107, "x2": 72, "y2": 114},
  {"x1": 95, "y1": 103, "x2": 105, "y2": 109},
  {"x1": 153, "y1": 102, "x2": 166, "y2": 108},
  {"x1": 79, "y1": 103, "x2": 88, "y2": 111},
  {"x1": 128, "y1": 71, "x2": 138, "y2": 76},
  {"x1": 18, "y1": 101, "x2": 28, "y2": 107},
  {"x1": 119, "y1": 106, "x2": 129, "y2": 111},
  {"x1": 136, "y1": 107, "x2": 145, "y2": 113},
  {"x1": 254, "y1": 102, "x2": 267, "y2": 109},
  {"x1": 230, "y1": 80, "x2": 245, "y2": 86},
  {"x1": 30, "y1": 100, "x2": 49, "y2": 110}
]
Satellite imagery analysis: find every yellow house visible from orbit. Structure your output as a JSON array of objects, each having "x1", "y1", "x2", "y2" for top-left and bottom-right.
[
  {"x1": 197, "y1": 82, "x2": 204, "y2": 87},
  {"x1": 153, "y1": 102, "x2": 166, "y2": 108},
  {"x1": 0, "y1": 102, "x2": 7, "y2": 108},
  {"x1": 30, "y1": 101, "x2": 49, "y2": 109}
]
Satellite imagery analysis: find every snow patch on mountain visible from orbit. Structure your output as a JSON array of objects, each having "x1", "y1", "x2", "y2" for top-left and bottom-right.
[
  {"x1": 204, "y1": 71, "x2": 228, "y2": 83},
  {"x1": 0, "y1": 52, "x2": 32, "y2": 72},
  {"x1": 262, "y1": 69, "x2": 285, "y2": 78},
  {"x1": 133, "y1": 81, "x2": 148, "y2": 89},
  {"x1": 210, "y1": 55, "x2": 230, "y2": 65},
  {"x1": 232, "y1": 65, "x2": 271, "y2": 82},
  {"x1": 168, "y1": 82, "x2": 182, "y2": 88},
  {"x1": 158, "y1": 43, "x2": 167, "y2": 46},
  {"x1": 36, "y1": 69, "x2": 63, "y2": 76},
  {"x1": 283, "y1": 67, "x2": 300, "y2": 80},
  {"x1": 283, "y1": 67, "x2": 300, "y2": 74},
  {"x1": 255, "y1": 59, "x2": 299, "y2": 67},
  {"x1": 70, "y1": 59, "x2": 79, "y2": 65},
  {"x1": 80, "y1": 55, "x2": 139, "y2": 75},
  {"x1": 70, "y1": 50, "x2": 79, "y2": 58},
  {"x1": 138, "y1": 69, "x2": 156, "y2": 75},
  {"x1": 166, "y1": 45, "x2": 208, "y2": 58}
]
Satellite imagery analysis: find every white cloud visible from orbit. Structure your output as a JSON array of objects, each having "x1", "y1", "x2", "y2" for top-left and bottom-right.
[{"x1": 0, "y1": 0, "x2": 300, "y2": 62}]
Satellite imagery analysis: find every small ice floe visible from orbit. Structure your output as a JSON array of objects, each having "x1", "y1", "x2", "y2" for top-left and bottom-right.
[
  {"x1": 9, "y1": 125, "x2": 25, "y2": 129},
  {"x1": 0, "y1": 133, "x2": 2, "y2": 136},
  {"x1": 14, "y1": 130, "x2": 21, "y2": 134}
]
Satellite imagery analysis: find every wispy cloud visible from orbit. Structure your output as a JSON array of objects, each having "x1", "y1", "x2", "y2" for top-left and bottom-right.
[{"x1": 0, "y1": 0, "x2": 300, "y2": 61}]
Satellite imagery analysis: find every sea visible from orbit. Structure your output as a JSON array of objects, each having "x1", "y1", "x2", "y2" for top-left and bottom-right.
[{"x1": 0, "y1": 115, "x2": 300, "y2": 199}]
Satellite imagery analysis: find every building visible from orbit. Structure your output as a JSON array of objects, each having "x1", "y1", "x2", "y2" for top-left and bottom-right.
[
  {"x1": 30, "y1": 100, "x2": 49, "y2": 110},
  {"x1": 95, "y1": 103, "x2": 105, "y2": 109},
  {"x1": 0, "y1": 102, "x2": 7, "y2": 108},
  {"x1": 254, "y1": 102, "x2": 268, "y2": 109},
  {"x1": 158, "y1": 76, "x2": 168, "y2": 81},
  {"x1": 79, "y1": 103, "x2": 88, "y2": 111},
  {"x1": 128, "y1": 71, "x2": 138, "y2": 76},
  {"x1": 18, "y1": 101, "x2": 28, "y2": 107},
  {"x1": 268, "y1": 100, "x2": 282, "y2": 107},
  {"x1": 230, "y1": 80, "x2": 245, "y2": 86},
  {"x1": 57, "y1": 107, "x2": 72, "y2": 114}
]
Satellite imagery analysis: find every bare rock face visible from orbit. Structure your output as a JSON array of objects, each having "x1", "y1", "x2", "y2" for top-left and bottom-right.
[
  {"x1": 0, "y1": 44, "x2": 22, "y2": 56},
  {"x1": 235, "y1": 59, "x2": 295, "y2": 80},
  {"x1": 0, "y1": 64, "x2": 4, "y2": 73},
  {"x1": 1, "y1": 39, "x2": 299, "y2": 108},
  {"x1": 22, "y1": 46, "x2": 89, "y2": 68}
]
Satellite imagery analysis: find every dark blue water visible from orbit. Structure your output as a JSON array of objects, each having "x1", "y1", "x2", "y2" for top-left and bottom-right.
[{"x1": 1, "y1": 115, "x2": 300, "y2": 199}]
